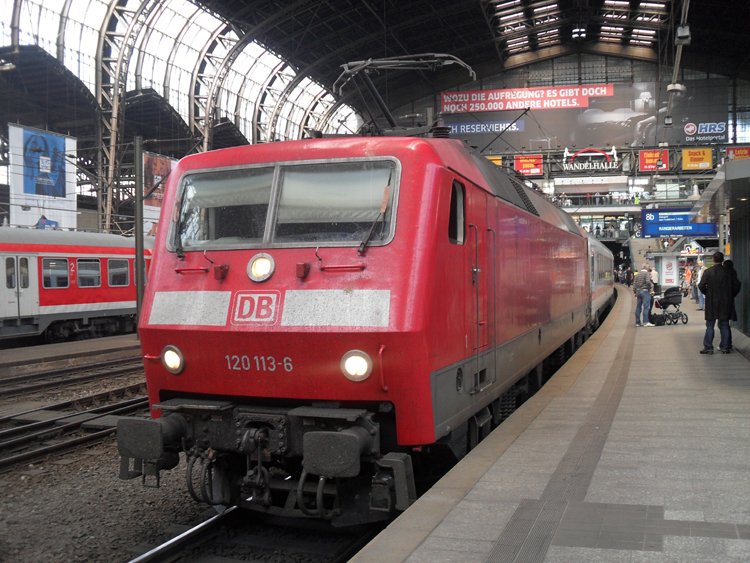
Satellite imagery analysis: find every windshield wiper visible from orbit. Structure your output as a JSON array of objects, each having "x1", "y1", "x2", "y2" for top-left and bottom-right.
[
  {"x1": 174, "y1": 204, "x2": 185, "y2": 260},
  {"x1": 358, "y1": 184, "x2": 391, "y2": 256}
]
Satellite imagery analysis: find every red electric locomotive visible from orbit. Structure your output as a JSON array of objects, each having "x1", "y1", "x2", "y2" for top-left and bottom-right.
[
  {"x1": 117, "y1": 136, "x2": 613, "y2": 525},
  {"x1": 0, "y1": 227, "x2": 150, "y2": 341}
]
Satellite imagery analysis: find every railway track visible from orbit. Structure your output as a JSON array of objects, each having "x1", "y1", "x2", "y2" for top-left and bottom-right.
[
  {"x1": 128, "y1": 506, "x2": 383, "y2": 562},
  {"x1": 0, "y1": 384, "x2": 148, "y2": 470},
  {"x1": 0, "y1": 357, "x2": 144, "y2": 398}
]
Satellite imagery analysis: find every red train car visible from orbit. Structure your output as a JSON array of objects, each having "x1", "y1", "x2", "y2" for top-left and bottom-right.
[
  {"x1": 117, "y1": 137, "x2": 613, "y2": 525},
  {"x1": 0, "y1": 227, "x2": 150, "y2": 341}
]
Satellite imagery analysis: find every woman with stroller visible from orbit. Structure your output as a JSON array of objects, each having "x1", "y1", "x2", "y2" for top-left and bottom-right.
[{"x1": 633, "y1": 264, "x2": 655, "y2": 327}]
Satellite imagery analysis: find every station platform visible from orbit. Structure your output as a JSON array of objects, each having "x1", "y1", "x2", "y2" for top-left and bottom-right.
[
  {"x1": 354, "y1": 286, "x2": 750, "y2": 562},
  {"x1": 0, "y1": 333, "x2": 140, "y2": 375}
]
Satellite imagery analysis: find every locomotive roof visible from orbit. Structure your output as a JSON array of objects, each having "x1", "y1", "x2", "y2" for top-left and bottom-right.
[{"x1": 0, "y1": 227, "x2": 152, "y2": 249}]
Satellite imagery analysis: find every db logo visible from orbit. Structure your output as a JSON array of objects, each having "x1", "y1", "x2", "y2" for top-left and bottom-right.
[
  {"x1": 645, "y1": 213, "x2": 655, "y2": 221},
  {"x1": 231, "y1": 291, "x2": 279, "y2": 324},
  {"x1": 684, "y1": 122, "x2": 697, "y2": 135}
]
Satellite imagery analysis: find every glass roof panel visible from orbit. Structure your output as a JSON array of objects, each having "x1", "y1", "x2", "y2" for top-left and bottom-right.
[
  {"x1": 0, "y1": 0, "x2": 365, "y2": 141},
  {"x1": 640, "y1": 2, "x2": 667, "y2": 11},
  {"x1": 534, "y1": 5, "x2": 557, "y2": 15},
  {"x1": 325, "y1": 105, "x2": 361, "y2": 135},
  {"x1": 67, "y1": 0, "x2": 109, "y2": 24},
  {"x1": 15, "y1": 1, "x2": 44, "y2": 49},
  {"x1": 65, "y1": 1, "x2": 106, "y2": 57}
]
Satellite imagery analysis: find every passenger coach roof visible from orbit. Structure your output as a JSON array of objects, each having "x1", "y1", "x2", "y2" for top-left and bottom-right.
[{"x1": 0, "y1": 227, "x2": 142, "y2": 249}]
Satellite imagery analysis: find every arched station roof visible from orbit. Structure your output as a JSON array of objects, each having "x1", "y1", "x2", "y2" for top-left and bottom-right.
[
  {"x1": 1, "y1": 0, "x2": 748, "y2": 230},
  {"x1": 0, "y1": 0, "x2": 362, "y2": 228},
  {"x1": 192, "y1": 0, "x2": 750, "y2": 117},
  {"x1": 0, "y1": 0, "x2": 360, "y2": 146}
]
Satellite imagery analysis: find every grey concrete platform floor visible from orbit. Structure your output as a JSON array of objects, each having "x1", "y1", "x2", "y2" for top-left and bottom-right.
[
  {"x1": 0, "y1": 333, "x2": 140, "y2": 373},
  {"x1": 353, "y1": 286, "x2": 750, "y2": 562}
]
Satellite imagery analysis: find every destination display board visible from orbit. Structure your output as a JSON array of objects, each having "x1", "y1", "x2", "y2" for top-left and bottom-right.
[{"x1": 641, "y1": 208, "x2": 717, "y2": 238}]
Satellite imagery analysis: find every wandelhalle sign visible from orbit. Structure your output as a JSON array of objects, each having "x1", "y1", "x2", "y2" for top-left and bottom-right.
[
  {"x1": 442, "y1": 80, "x2": 728, "y2": 152},
  {"x1": 559, "y1": 147, "x2": 620, "y2": 172},
  {"x1": 511, "y1": 147, "x2": 627, "y2": 176}
]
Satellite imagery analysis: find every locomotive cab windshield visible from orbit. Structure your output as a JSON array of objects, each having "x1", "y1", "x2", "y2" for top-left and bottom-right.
[{"x1": 172, "y1": 158, "x2": 398, "y2": 251}]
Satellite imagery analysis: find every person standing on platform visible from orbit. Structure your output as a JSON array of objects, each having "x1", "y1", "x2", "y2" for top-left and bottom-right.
[
  {"x1": 723, "y1": 259, "x2": 742, "y2": 352},
  {"x1": 683, "y1": 266, "x2": 692, "y2": 297},
  {"x1": 633, "y1": 264, "x2": 654, "y2": 327},
  {"x1": 625, "y1": 267, "x2": 634, "y2": 287},
  {"x1": 698, "y1": 252, "x2": 741, "y2": 354},
  {"x1": 649, "y1": 265, "x2": 660, "y2": 295},
  {"x1": 696, "y1": 260, "x2": 706, "y2": 310}
]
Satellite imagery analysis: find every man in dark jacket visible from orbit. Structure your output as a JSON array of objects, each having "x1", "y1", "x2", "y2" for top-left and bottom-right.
[
  {"x1": 723, "y1": 260, "x2": 741, "y2": 351},
  {"x1": 698, "y1": 252, "x2": 742, "y2": 354}
]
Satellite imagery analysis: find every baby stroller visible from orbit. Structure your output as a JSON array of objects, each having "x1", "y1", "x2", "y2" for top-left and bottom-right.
[{"x1": 654, "y1": 287, "x2": 688, "y2": 325}]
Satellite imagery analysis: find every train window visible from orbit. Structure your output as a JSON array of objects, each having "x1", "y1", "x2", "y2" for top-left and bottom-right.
[
  {"x1": 77, "y1": 259, "x2": 101, "y2": 288},
  {"x1": 449, "y1": 181, "x2": 465, "y2": 244},
  {"x1": 274, "y1": 161, "x2": 394, "y2": 244},
  {"x1": 5, "y1": 258, "x2": 15, "y2": 289},
  {"x1": 176, "y1": 167, "x2": 274, "y2": 248},
  {"x1": 108, "y1": 259, "x2": 130, "y2": 287},
  {"x1": 19, "y1": 258, "x2": 29, "y2": 288},
  {"x1": 213, "y1": 205, "x2": 269, "y2": 240},
  {"x1": 42, "y1": 258, "x2": 68, "y2": 288},
  {"x1": 173, "y1": 159, "x2": 397, "y2": 250}
]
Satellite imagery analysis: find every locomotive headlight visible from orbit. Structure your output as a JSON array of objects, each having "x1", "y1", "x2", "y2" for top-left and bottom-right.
[
  {"x1": 161, "y1": 345, "x2": 184, "y2": 375},
  {"x1": 340, "y1": 350, "x2": 373, "y2": 382},
  {"x1": 247, "y1": 253, "x2": 275, "y2": 282}
]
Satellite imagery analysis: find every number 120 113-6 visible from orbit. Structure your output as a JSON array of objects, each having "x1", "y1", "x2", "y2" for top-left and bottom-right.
[{"x1": 224, "y1": 354, "x2": 293, "y2": 373}]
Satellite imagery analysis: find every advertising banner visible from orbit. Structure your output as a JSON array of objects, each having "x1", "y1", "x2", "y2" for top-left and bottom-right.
[
  {"x1": 8, "y1": 124, "x2": 78, "y2": 229},
  {"x1": 442, "y1": 79, "x2": 728, "y2": 153},
  {"x1": 441, "y1": 84, "x2": 614, "y2": 113},
  {"x1": 681, "y1": 147, "x2": 713, "y2": 171},
  {"x1": 514, "y1": 154, "x2": 543, "y2": 176},
  {"x1": 638, "y1": 149, "x2": 670, "y2": 172},
  {"x1": 726, "y1": 146, "x2": 750, "y2": 160},
  {"x1": 660, "y1": 255, "x2": 680, "y2": 288},
  {"x1": 143, "y1": 151, "x2": 177, "y2": 236},
  {"x1": 641, "y1": 208, "x2": 717, "y2": 238}
]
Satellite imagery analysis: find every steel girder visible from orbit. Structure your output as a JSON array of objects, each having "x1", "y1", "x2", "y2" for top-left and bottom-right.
[{"x1": 96, "y1": 0, "x2": 162, "y2": 231}]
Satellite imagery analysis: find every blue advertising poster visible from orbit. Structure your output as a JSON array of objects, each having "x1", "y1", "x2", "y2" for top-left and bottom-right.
[
  {"x1": 641, "y1": 208, "x2": 717, "y2": 237},
  {"x1": 22, "y1": 129, "x2": 66, "y2": 197}
]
